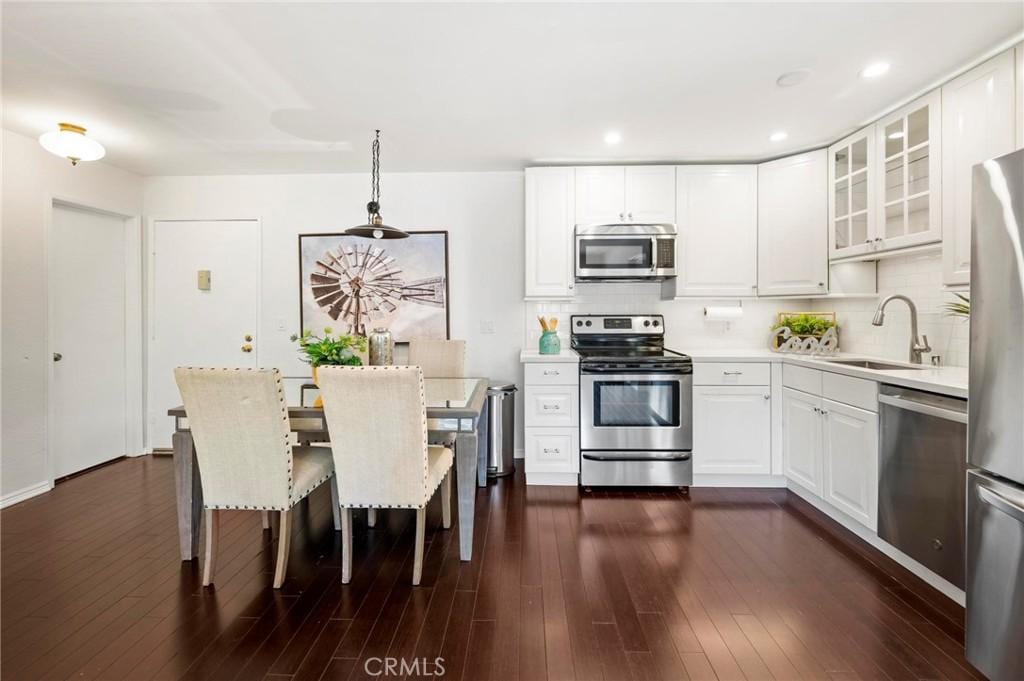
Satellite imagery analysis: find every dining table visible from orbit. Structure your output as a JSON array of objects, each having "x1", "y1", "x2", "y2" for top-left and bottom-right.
[{"x1": 168, "y1": 377, "x2": 490, "y2": 563}]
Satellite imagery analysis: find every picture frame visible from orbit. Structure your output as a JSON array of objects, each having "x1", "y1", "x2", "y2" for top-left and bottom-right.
[{"x1": 298, "y1": 230, "x2": 451, "y2": 340}]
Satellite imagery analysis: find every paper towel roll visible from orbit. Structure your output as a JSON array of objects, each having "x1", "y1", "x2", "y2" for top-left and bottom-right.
[{"x1": 704, "y1": 306, "x2": 743, "y2": 321}]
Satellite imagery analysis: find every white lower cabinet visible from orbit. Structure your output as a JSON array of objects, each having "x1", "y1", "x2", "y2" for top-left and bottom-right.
[
  {"x1": 782, "y1": 387, "x2": 824, "y2": 495},
  {"x1": 693, "y1": 385, "x2": 771, "y2": 475},
  {"x1": 523, "y1": 361, "x2": 579, "y2": 484},
  {"x1": 822, "y1": 399, "x2": 879, "y2": 530},
  {"x1": 782, "y1": 381, "x2": 879, "y2": 530},
  {"x1": 524, "y1": 428, "x2": 579, "y2": 474}
]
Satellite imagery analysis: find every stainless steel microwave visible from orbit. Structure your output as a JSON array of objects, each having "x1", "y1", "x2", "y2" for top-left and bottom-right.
[{"x1": 574, "y1": 224, "x2": 677, "y2": 281}]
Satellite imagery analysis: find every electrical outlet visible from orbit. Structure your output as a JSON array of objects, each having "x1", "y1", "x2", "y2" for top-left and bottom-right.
[{"x1": 479, "y1": 320, "x2": 495, "y2": 334}]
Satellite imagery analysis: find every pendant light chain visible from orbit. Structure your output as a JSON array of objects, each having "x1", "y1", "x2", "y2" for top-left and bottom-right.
[{"x1": 371, "y1": 129, "x2": 381, "y2": 210}]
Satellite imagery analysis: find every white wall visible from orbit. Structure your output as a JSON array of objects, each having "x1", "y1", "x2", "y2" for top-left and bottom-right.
[
  {"x1": 142, "y1": 171, "x2": 525, "y2": 445},
  {"x1": 812, "y1": 252, "x2": 969, "y2": 366},
  {"x1": 1, "y1": 129, "x2": 144, "y2": 501}
]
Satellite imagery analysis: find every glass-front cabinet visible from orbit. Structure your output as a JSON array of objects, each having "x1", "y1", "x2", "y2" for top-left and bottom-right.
[
  {"x1": 875, "y1": 91, "x2": 942, "y2": 251},
  {"x1": 829, "y1": 92, "x2": 943, "y2": 261},
  {"x1": 829, "y1": 125, "x2": 876, "y2": 259}
]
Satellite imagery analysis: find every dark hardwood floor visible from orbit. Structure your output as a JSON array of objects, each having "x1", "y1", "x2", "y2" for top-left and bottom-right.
[{"x1": 1, "y1": 455, "x2": 982, "y2": 681}]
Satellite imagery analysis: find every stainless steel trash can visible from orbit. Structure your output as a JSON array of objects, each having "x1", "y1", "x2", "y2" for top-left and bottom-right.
[{"x1": 486, "y1": 381, "x2": 517, "y2": 478}]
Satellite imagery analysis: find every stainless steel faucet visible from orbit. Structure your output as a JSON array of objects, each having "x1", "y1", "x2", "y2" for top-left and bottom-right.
[{"x1": 872, "y1": 294, "x2": 932, "y2": 364}]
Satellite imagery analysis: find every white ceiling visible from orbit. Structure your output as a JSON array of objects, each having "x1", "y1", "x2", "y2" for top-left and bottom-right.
[{"x1": 3, "y1": 2, "x2": 1022, "y2": 176}]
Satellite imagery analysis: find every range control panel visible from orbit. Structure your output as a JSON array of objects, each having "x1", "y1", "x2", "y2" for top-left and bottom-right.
[{"x1": 570, "y1": 315, "x2": 664, "y2": 335}]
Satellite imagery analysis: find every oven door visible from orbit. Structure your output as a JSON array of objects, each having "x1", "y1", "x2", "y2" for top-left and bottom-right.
[
  {"x1": 576, "y1": 235, "x2": 662, "y2": 279},
  {"x1": 580, "y1": 369, "x2": 692, "y2": 452}
]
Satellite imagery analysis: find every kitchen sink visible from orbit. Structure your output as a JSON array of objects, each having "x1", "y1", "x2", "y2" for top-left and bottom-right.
[{"x1": 824, "y1": 359, "x2": 927, "y2": 371}]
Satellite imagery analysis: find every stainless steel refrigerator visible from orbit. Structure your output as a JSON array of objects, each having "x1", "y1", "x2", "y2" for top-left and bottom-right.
[{"x1": 966, "y1": 146, "x2": 1024, "y2": 680}]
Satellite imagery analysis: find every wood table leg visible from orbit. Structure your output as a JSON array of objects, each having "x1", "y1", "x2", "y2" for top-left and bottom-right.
[
  {"x1": 455, "y1": 427, "x2": 478, "y2": 561},
  {"x1": 172, "y1": 431, "x2": 203, "y2": 561}
]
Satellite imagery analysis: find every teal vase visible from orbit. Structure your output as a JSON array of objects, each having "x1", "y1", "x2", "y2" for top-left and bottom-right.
[{"x1": 539, "y1": 330, "x2": 561, "y2": 355}]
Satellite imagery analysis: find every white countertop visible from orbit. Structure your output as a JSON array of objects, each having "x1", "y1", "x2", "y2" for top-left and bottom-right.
[
  {"x1": 521, "y1": 347, "x2": 967, "y2": 398},
  {"x1": 688, "y1": 349, "x2": 967, "y2": 398},
  {"x1": 519, "y1": 349, "x2": 579, "y2": 363}
]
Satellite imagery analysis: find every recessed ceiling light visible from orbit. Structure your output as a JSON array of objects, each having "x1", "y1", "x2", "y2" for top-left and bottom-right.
[
  {"x1": 888, "y1": 131, "x2": 905, "y2": 140},
  {"x1": 861, "y1": 62, "x2": 891, "y2": 79},
  {"x1": 776, "y1": 69, "x2": 811, "y2": 88},
  {"x1": 604, "y1": 130, "x2": 622, "y2": 145},
  {"x1": 38, "y1": 122, "x2": 105, "y2": 166},
  {"x1": 769, "y1": 131, "x2": 788, "y2": 142}
]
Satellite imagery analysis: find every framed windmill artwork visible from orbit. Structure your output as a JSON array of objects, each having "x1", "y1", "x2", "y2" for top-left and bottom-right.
[{"x1": 299, "y1": 230, "x2": 450, "y2": 340}]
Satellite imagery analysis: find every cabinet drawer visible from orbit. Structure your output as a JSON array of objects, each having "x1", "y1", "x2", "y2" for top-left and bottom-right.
[
  {"x1": 524, "y1": 386, "x2": 578, "y2": 427},
  {"x1": 524, "y1": 427, "x2": 579, "y2": 474},
  {"x1": 822, "y1": 372, "x2": 878, "y2": 412},
  {"x1": 693, "y1": 362, "x2": 771, "y2": 386},
  {"x1": 524, "y1": 363, "x2": 579, "y2": 386},
  {"x1": 783, "y1": 364, "x2": 823, "y2": 395}
]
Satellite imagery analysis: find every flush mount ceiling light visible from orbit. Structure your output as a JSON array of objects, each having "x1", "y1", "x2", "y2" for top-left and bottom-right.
[
  {"x1": 860, "y1": 62, "x2": 891, "y2": 79},
  {"x1": 604, "y1": 130, "x2": 622, "y2": 145},
  {"x1": 344, "y1": 129, "x2": 408, "y2": 240},
  {"x1": 38, "y1": 123, "x2": 105, "y2": 166},
  {"x1": 769, "y1": 131, "x2": 789, "y2": 142},
  {"x1": 776, "y1": 69, "x2": 811, "y2": 88}
]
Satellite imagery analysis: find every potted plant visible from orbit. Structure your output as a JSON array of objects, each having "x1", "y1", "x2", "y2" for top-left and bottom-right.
[
  {"x1": 290, "y1": 328, "x2": 368, "y2": 405},
  {"x1": 943, "y1": 292, "x2": 970, "y2": 319}
]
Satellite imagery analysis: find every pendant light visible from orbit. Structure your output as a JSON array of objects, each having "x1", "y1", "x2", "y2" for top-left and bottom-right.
[
  {"x1": 344, "y1": 129, "x2": 408, "y2": 239},
  {"x1": 39, "y1": 123, "x2": 106, "y2": 166}
]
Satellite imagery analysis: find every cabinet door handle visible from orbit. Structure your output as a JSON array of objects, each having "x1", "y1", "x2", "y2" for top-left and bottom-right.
[
  {"x1": 723, "y1": 371, "x2": 743, "y2": 376},
  {"x1": 763, "y1": 394, "x2": 771, "y2": 400},
  {"x1": 627, "y1": 212, "x2": 633, "y2": 221},
  {"x1": 813, "y1": 406, "x2": 821, "y2": 413},
  {"x1": 542, "y1": 404, "x2": 561, "y2": 410},
  {"x1": 619, "y1": 212, "x2": 625, "y2": 221},
  {"x1": 543, "y1": 448, "x2": 561, "y2": 454},
  {"x1": 820, "y1": 409, "x2": 829, "y2": 416},
  {"x1": 543, "y1": 370, "x2": 560, "y2": 376}
]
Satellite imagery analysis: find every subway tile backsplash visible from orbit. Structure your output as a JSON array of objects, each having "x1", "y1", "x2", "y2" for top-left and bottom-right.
[{"x1": 525, "y1": 250, "x2": 968, "y2": 368}]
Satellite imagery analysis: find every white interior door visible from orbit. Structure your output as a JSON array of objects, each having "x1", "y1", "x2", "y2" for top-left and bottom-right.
[
  {"x1": 149, "y1": 219, "x2": 260, "y2": 449},
  {"x1": 52, "y1": 204, "x2": 128, "y2": 478}
]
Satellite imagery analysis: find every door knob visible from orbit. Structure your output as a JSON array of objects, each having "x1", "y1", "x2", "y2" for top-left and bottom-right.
[
  {"x1": 241, "y1": 344, "x2": 253, "y2": 353},
  {"x1": 53, "y1": 352, "x2": 63, "y2": 362}
]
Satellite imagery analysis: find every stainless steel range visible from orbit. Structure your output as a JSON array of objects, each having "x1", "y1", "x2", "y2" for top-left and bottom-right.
[{"x1": 572, "y1": 314, "x2": 692, "y2": 488}]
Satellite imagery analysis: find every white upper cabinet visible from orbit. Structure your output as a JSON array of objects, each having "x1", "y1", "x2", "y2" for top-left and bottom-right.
[
  {"x1": 941, "y1": 49, "x2": 1018, "y2": 286},
  {"x1": 624, "y1": 166, "x2": 677, "y2": 223},
  {"x1": 575, "y1": 166, "x2": 675, "y2": 225},
  {"x1": 757, "y1": 150, "x2": 829, "y2": 296},
  {"x1": 1017, "y1": 43, "x2": 1024, "y2": 147},
  {"x1": 524, "y1": 167, "x2": 575, "y2": 298},
  {"x1": 575, "y1": 167, "x2": 626, "y2": 225},
  {"x1": 874, "y1": 91, "x2": 942, "y2": 252},
  {"x1": 675, "y1": 165, "x2": 758, "y2": 297},
  {"x1": 829, "y1": 125, "x2": 877, "y2": 259}
]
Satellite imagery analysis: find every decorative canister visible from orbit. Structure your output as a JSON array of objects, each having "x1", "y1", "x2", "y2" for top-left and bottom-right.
[
  {"x1": 368, "y1": 327, "x2": 394, "y2": 365},
  {"x1": 538, "y1": 330, "x2": 561, "y2": 355}
]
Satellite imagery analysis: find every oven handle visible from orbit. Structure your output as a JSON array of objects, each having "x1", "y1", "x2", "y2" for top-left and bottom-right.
[
  {"x1": 582, "y1": 452, "x2": 692, "y2": 462},
  {"x1": 581, "y1": 365, "x2": 693, "y2": 375}
]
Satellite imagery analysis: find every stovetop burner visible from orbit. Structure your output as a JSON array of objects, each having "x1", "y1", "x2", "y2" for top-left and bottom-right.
[{"x1": 570, "y1": 314, "x2": 690, "y2": 365}]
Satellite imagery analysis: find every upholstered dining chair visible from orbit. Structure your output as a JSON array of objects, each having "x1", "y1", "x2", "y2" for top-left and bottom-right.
[
  {"x1": 407, "y1": 339, "x2": 466, "y2": 378},
  {"x1": 316, "y1": 365, "x2": 453, "y2": 586},
  {"x1": 174, "y1": 367, "x2": 341, "y2": 589}
]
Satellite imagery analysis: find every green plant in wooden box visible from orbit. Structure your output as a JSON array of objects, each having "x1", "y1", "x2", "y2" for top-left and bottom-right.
[{"x1": 770, "y1": 312, "x2": 838, "y2": 347}]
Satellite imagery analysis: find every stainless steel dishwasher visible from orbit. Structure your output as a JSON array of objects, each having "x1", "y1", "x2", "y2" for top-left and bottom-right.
[{"x1": 877, "y1": 384, "x2": 968, "y2": 588}]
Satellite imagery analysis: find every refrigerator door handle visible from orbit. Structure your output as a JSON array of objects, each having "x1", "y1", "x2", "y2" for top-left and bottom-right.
[{"x1": 977, "y1": 485, "x2": 1024, "y2": 523}]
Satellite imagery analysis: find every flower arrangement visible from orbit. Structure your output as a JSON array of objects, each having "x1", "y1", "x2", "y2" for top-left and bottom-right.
[{"x1": 290, "y1": 328, "x2": 367, "y2": 367}]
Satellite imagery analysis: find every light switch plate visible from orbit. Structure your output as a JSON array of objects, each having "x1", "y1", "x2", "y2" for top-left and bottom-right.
[{"x1": 197, "y1": 270, "x2": 211, "y2": 291}]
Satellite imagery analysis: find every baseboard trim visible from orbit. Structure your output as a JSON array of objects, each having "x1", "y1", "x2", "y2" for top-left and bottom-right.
[
  {"x1": 1, "y1": 480, "x2": 55, "y2": 509},
  {"x1": 526, "y1": 471, "x2": 579, "y2": 486},
  {"x1": 786, "y1": 481, "x2": 965, "y2": 606},
  {"x1": 693, "y1": 474, "x2": 786, "y2": 488}
]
